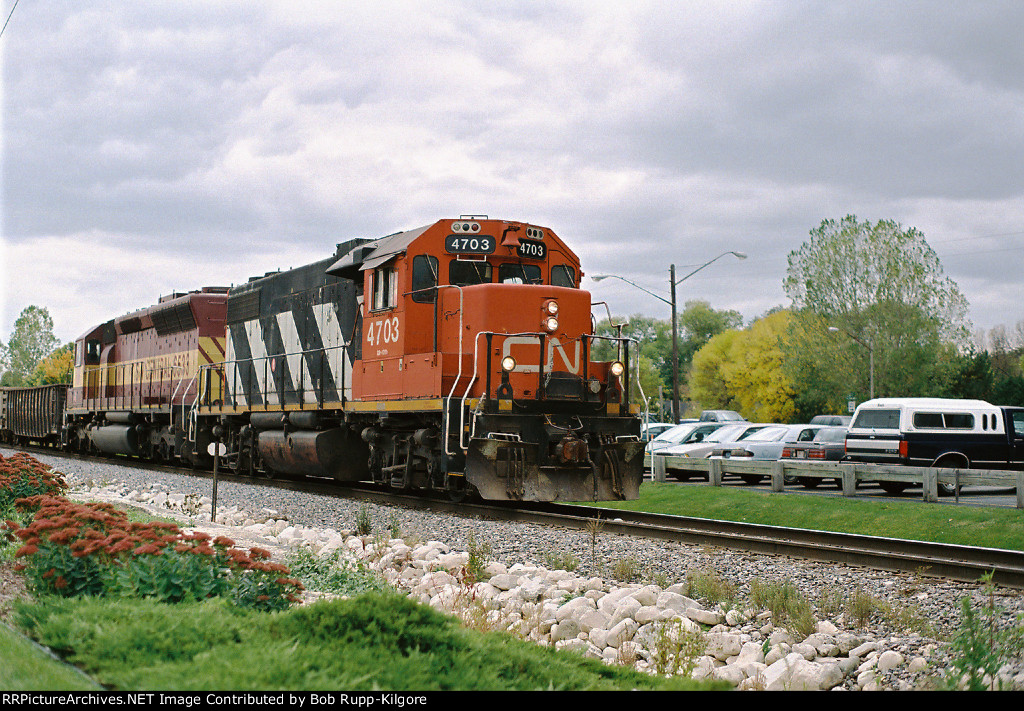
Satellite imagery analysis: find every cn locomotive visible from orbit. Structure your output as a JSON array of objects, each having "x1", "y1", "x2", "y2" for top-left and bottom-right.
[{"x1": 2, "y1": 218, "x2": 644, "y2": 502}]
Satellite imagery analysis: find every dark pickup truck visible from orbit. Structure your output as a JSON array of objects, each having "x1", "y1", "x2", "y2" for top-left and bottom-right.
[{"x1": 844, "y1": 398, "x2": 1024, "y2": 493}]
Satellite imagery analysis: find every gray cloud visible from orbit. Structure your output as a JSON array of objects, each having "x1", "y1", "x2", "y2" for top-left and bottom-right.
[{"x1": 2, "y1": 1, "x2": 1022, "y2": 343}]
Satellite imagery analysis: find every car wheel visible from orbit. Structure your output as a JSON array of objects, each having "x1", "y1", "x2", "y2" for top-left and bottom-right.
[
  {"x1": 933, "y1": 455, "x2": 967, "y2": 496},
  {"x1": 797, "y1": 477, "x2": 820, "y2": 489},
  {"x1": 740, "y1": 474, "x2": 763, "y2": 485},
  {"x1": 879, "y1": 482, "x2": 909, "y2": 495}
]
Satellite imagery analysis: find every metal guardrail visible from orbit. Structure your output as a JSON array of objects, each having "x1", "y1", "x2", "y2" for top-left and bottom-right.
[{"x1": 651, "y1": 455, "x2": 1024, "y2": 508}]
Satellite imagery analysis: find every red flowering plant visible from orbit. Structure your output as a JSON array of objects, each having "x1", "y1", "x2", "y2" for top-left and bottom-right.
[
  {"x1": 0, "y1": 453, "x2": 68, "y2": 521},
  {"x1": 7, "y1": 494, "x2": 303, "y2": 609}
]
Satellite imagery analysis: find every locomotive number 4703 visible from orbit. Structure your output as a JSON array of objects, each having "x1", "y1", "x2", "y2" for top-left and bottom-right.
[{"x1": 367, "y1": 316, "x2": 400, "y2": 348}]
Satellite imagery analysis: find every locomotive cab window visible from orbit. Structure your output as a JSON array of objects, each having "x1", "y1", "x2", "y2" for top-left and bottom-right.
[
  {"x1": 551, "y1": 265, "x2": 576, "y2": 288},
  {"x1": 498, "y1": 263, "x2": 542, "y2": 285},
  {"x1": 411, "y1": 255, "x2": 439, "y2": 303},
  {"x1": 84, "y1": 339, "x2": 101, "y2": 365},
  {"x1": 371, "y1": 266, "x2": 398, "y2": 311},
  {"x1": 449, "y1": 259, "x2": 492, "y2": 287}
]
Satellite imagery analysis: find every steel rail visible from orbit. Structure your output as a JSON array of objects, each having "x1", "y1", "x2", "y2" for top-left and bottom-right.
[{"x1": 8, "y1": 444, "x2": 1024, "y2": 589}]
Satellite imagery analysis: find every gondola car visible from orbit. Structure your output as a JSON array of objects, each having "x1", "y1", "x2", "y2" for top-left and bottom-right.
[{"x1": 0, "y1": 384, "x2": 68, "y2": 446}]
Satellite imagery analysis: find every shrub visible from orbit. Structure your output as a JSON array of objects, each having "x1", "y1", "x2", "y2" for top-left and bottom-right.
[
  {"x1": 7, "y1": 494, "x2": 302, "y2": 610},
  {"x1": 0, "y1": 453, "x2": 67, "y2": 519}
]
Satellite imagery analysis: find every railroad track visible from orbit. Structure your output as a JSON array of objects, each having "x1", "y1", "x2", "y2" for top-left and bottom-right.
[{"x1": 8, "y1": 444, "x2": 1024, "y2": 590}]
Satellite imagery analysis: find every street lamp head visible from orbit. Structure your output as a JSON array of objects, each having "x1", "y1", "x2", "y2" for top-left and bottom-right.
[
  {"x1": 731, "y1": 252, "x2": 748, "y2": 260},
  {"x1": 591, "y1": 275, "x2": 610, "y2": 282}
]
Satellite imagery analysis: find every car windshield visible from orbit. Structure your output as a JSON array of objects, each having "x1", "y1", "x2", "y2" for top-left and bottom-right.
[
  {"x1": 741, "y1": 426, "x2": 787, "y2": 442},
  {"x1": 816, "y1": 427, "x2": 848, "y2": 442},
  {"x1": 701, "y1": 425, "x2": 746, "y2": 443},
  {"x1": 656, "y1": 424, "x2": 705, "y2": 443}
]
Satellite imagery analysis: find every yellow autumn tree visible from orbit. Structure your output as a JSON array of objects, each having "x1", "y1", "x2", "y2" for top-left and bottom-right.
[
  {"x1": 689, "y1": 311, "x2": 797, "y2": 422},
  {"x1": 27, "y1": 343, "x2": 74, "y2": 385}
]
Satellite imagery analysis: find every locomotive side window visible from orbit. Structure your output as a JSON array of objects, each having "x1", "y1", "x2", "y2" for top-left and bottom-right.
[
  {"x1": 411, "y1": 255, "x2": 439, "y2": 303},
  {"x1": 551, "y1": 265, "x2": 576, "y2": 288},
  {"x1": 498, "y1": 263, "x2": 542, "y2": 285},
  {"x1": 372, "y1": 266, "x2": 397, "y2": 311},
  {"x1": 449, "y1": 260, "x2": 492, "y2": 286},
  {"x1": 85, "y1": 339, "x2": 101, "y2": 365}
]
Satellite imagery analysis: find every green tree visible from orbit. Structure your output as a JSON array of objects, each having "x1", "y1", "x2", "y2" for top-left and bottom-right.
[
  {"x1": 783, "y1": 216, "x2": 970, "y2": 405},
  {"x1": 1, "y1": 306, "x2": 60, "y2": 386}
]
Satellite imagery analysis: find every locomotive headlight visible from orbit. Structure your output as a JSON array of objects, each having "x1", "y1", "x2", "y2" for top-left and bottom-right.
[
  {"x1": 609, "y1": 361, "x2": 625, "y2": 378},
  {"x1": 543, "y1": 316, "x2": 559, "y2": 333},
  {"x1": 501, "y1": 356, "x2": 517, "y2": 372},
  {"x1": 544, "y1": 300, "x2": 559, "y2": 316}
]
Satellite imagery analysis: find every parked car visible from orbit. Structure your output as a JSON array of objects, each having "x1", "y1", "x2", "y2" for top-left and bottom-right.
[
  {"x1": 698, "y1": 410, "x2": 746, "y2": 423},
  {"x1": 810, "y1": 414, "x2": 852, "y2": 426},
  {"x1": 780, "y1": 426, "x2": 849, "y2": 488},
  {"x1": 710, "y1": 424, "x2": 823, "y2": 484},
  {"x1": 713, "y1": 424, "x2": 823, "y2": 460},
  {"x1": 656, "y1": 422, "x2": 770, "y2": 480},
  {"x1": 644, "y1": 421, "x2": 726, "y2": 469},
  {"x1": 641, "y1": 422, "x2": 676, "y2": 443}
]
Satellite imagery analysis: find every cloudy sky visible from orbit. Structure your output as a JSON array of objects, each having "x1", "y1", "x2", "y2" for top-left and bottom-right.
[{"x1": 2, "y1": 1, "x2": 1022, "y2": 347}]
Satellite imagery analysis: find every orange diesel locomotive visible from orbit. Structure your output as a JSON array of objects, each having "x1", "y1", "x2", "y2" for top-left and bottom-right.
[{"x1": 53, "y1": 217, "x2": 643, "y2": 502}]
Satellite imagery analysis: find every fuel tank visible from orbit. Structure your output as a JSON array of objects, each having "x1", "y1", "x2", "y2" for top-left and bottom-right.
[
  {"x1": 89, "y1": 425, "x2": 141, "y2": 456},
  {"x1": 257, "y1": 428, "x2": 368, "y2": 480}
]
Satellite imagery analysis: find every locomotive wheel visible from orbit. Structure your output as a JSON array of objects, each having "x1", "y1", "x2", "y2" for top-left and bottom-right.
[{"x1": 445, "y1": 473, "x2": 473, "y2": 503}]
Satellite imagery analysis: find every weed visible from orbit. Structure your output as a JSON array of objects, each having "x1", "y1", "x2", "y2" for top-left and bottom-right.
[
  {"x1": 749, "y1": 578, "x2": 814, "y2": 636},
  {"x1": 816, "y1": 584, "x2": 846, "y2": 618},
  {"x1": 541, "y1": 548, "x2": 579, "y2": 572},
  {"x1": 845, "y1": 587, "x2": 878, "y2": 629},
  {"x1": 612, "y1": 557, "x2": 641, "y2": 583},
  {"x1": 284, "y1": 548, "x2": 388, "y2": 597},
  {"x1": 649, "y1": 617, "x2": 707, "y2": 677},
  {"x1": 355, "y1": 506, "x2": 372, "y2": 536},
  {"x1": 585, "y1": 515, "x2": 604, "y2": 572},
  {"x1": 686, "y1": 568, "x2": 737, "y2": 608},
  {"x1": 463, "y1": 533, "x2": 491, "y2": 584},
  {"x1": 944, "y1": 573, "x2": 1024, "y2": 690}
]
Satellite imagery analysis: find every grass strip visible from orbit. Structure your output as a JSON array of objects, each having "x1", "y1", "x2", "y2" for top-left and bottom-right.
[
  {"x1": 10, "y1": 593, "x2": 718, "y2": 691},
  {"x1": 586, "y1": 482, "x2": 1024, "y2": 551},
  {"x1": 0, "y1": 621, "x2": 102, "y2": 690}
]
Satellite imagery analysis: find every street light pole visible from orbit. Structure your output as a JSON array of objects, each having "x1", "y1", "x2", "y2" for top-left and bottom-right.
[{"x1": 594, "y1": 251, "x2": 747, "y2": 424}]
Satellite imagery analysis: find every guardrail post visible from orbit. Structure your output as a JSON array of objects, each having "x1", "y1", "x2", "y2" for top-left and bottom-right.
[
  {"x1": 1017, "y1": 472, "x2": 1024, "y2": 510},
  {"x1": 922, "y1": 468, "x2": 938, "y2": 503},
  {"x1": 841, "y1": 467, "x2": 856, "y2": 497},
  {"x1": 770, "y1": 461, "x2": 784, "y2": 492},
  {"x1": 653, "y1": 454, "x2": 666, "y2": 483},
  {"x1": 709, "y1": 459, "x2": 722, "y2": 487}
]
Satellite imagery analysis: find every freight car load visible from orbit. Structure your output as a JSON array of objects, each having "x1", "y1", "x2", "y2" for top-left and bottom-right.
[{"x1": 4, "y1": 217, "x2": 645, "y2": 503}]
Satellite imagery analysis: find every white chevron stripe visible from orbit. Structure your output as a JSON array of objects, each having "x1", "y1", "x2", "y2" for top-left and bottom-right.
[
  {"x1": 246, "y1": 319, "x2": 275, "y2": 405},
  {"x1": 312, "y1": 302, "x2": 352, "y2": 401}
]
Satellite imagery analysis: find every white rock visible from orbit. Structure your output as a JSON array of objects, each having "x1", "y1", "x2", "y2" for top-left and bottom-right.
[
  {"x1": 877, "y1": 650, "x2": 905, "y2": 672},
  {"x1": 706, "y1": 632, "x2": 743, "y2": 661}
]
